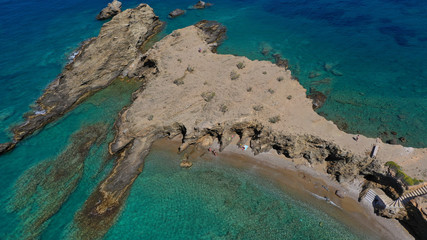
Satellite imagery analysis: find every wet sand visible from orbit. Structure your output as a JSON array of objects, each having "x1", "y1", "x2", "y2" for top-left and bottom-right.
[{"x1": 151, "y1": 137, "x2": 414, "y2": 240}]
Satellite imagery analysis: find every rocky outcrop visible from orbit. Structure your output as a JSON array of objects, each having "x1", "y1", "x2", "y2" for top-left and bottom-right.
[
  {"x1": 168, "y1": 9, "x2": 185, "y2": 18},
  {"x1": 73, "y1": 21, "x2": 227, "y2": 239},
  {"x1": 96, "y1": 0, "x2": 122, "y2": 20},
  {"x1": 0, "y1": 4, "x2": 164, "y2": 155},
  {"x1": 191, "y1": 1, "x2": 213, "y2": 9},
  {"x1": 73, "y1": 22, "x2": 426, "y2": 238},
  {"x1": 194, "y1": 20, "x2": 226, "y2": 52},
  {"x1": 403, "y1": 196, "x2": 427, "y2": 239}
]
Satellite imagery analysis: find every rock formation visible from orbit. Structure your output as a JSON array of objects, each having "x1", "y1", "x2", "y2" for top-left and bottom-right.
[
  {"x1": 71, "y1": 20, "x2": 426, "y2": 238},
  {"x1": 2, "y1": 3, "x2": 425, "y2": 238},
  {"x1": 96, "y1": 0, "x2": 122, "y2": 20},
  {"x1": 191, "y1": 1, "x2": 213, "y2": 9},
  {"x1": 169, "y1": 9, "x2": 185, "y2": 18},
  {"x1": 0, "y1": 4, "x2": 164, "y2": 154}
]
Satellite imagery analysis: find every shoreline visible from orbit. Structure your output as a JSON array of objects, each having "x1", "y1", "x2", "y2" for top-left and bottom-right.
[{"x1": 152, "y1": 137, "x2": 413, "y2": 240}]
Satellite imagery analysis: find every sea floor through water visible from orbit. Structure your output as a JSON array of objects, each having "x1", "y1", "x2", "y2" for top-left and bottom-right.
[{"x1": 0, "y1": 0, "x2": 425, "y2": 238}]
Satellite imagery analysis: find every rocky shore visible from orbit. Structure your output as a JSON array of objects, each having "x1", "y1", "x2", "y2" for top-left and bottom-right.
[
  {"x1": 74, "y1": 16, "x2": 425, "y2": 238},
  {"x1": 2, "y1": 3, "x2": 425, "y2": 239},
  {"x1": 0, "y1": 4, "x2": 164, "y2": 154}
]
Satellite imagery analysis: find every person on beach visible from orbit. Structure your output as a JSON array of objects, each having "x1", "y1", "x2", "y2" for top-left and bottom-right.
[{"x1": 353, "y1": 134, "x2": 359, "y2": 141}]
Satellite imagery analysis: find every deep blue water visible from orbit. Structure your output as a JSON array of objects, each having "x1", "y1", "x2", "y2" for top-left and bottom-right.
[{"x1": 0, "y1": 0, "x2": 426, "y2": 239}]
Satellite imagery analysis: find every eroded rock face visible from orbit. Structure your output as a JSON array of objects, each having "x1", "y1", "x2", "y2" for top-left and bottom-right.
[
  {"x1": 96, "y1": 0, "x2": 122, "y2": 20},
  {"x1": 403, "y1": 196, "x2": 427, "y2": 239},
  {"x1": 0, "y1": 4, "x2": 164, "y2": 154}
]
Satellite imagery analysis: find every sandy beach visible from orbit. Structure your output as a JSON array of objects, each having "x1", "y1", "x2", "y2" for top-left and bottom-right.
[{"x1": 152, "y1": 137, "x2": 414, "y2": 240}]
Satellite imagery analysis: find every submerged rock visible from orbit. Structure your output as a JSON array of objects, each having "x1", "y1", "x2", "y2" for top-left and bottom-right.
[
  {"x1": 169, "y1": 9, "x2": 185, "y2": 18},
  {"x1": 308, "y1": 88, "x2": 327, "y2": 110},
  {"x1": 96, "y1": 0, "x2": 122, "y2": 20},
  {"x1": 272, "y1": 54, "x2": 289, "y2": 69},
  {"x1": 309, "y1": 71, "x2": 321, "y2": 78}
]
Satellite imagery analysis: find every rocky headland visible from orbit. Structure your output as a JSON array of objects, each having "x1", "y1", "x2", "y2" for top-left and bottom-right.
[
  {"x1": 72, "y1": 17, "x2": 425, "y2": 239},
  {"x1": 0, "y1": 4, "x2": 164, "y2": 154},
  {"x1": 96, "y1": 0, "x2": 122, "y2": 20},
  {"x1": 2, "y1": 3, "x2": 426, "y2": 239}
]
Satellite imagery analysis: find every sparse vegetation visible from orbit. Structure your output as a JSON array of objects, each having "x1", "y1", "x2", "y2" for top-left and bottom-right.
[
  {"x1": 277, "y1": 76, "x2": 284, "y2": 82},
  {"x1": 385, "y1": 161, "x2": 423, "y2": 186},
  {"x1": 219, "y1": 104, "x2": 228, "y2": 113},
  {"x1": 268, "y1": 88, "x2": 275, "y2": 94},
  {"x1": 287, "y1": 95, "x2": 292, "y2": 100},
  {"x1": 201, "y1": 91, "x2": 215, "y2": 102},
  {"x1": 187, "y1": 66, "x2": 194, "y2": 73},
  {"x1": 269, "y1": 116, "x2": 280, "y2": 123},
  {"x1": 262, "y1": 71, "x2": 267, "y2": 75},
  {"x1": 247, "y1": 87, "x2": 252, "y2": 92},
  {"x1": 203, "y1": 81, "x2": 208, "y2": 85},
  {"x1": 237, "y1": 62, "x2": 246, "y2": 69},
  {"x1": 230, "y1": 71, "x2": 240, "y2": 80},
  {"x1": 177, "y1": 58, "x2": 182, "y2": 63},
  {"x1": 147, "y1": 115, "x2": 154, "y2": 121},
  {"x1": 253, "y1": 105, "x2": 263, "y2": 111},
  {"x1": 171, "y1": 31, "x2": 181, "y2": 37},
  {"x1": 173, "y1": 77, "x2": 184, "y2": 86}
]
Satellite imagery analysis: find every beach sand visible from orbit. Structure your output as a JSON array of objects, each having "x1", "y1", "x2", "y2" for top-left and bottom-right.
[{"x1": 152, "y1": 137, "x2": 414, "y2": 240}]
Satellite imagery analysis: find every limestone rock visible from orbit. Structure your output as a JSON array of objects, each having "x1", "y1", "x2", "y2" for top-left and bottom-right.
[
  {"x1": 180, "y1": 161, "x2": 193, "y2": 168},
  {"x1": 96, "y1": 0, "x2": 122, "y2": 20},
  {"x1": 335, "y1": 190, "x2": 345, "y2": 198},
  {"x1": 0, "y1": 4, "x2": 164, "y2": 155},
  {"x1": 192, "y1": 1, "x2": 213, "y2": 9},
  {"x1": 169, "y1": 9, "x2": 185, "y2": 18}
]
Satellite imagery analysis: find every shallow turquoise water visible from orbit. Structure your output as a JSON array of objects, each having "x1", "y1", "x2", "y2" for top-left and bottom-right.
[
  {"x1": 0, "y1": 0, "x2": 425, "y2": 239},
  {"x1": 105, "y1": 149, "x2": 367, "y2": 240}
]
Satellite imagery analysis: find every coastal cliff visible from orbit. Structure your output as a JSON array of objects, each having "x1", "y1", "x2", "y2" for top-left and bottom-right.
[
  {"x1": 0, "y1": 4, "x2": 164, "y2": 154},
  {"x1": 72, "y1": 21, "x2": 426, "y2": 238}
]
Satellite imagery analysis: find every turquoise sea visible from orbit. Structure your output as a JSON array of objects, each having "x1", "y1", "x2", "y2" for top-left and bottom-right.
[{"x1": 0, "y1": 0, "x2": 425, "y2": 239}]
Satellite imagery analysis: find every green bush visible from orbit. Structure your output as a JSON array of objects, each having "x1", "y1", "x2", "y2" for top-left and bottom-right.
[
  {"x1": 269, "y1": 116, "x2": 280, "y2": 123},
  {"x1": 237, "y1": 62, "x2": 246, "y2": 69},
  {"x1": 219, "y1": 104, "x2": 228, "y2": 113},
  {"x1": 385, "y1": 161, "x2": 423, "y2": 186},
  {"x1": 201, "y1": 91, "x2": 215, "y2": 102},
  {"x1": 230, "y1": 71, "x2": 240, "y2": 80},
  {"x1": 253, "y1": 105, "x2": 263, "y2": 111}
]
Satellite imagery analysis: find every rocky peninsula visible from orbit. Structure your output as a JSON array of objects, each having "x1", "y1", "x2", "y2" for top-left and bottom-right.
[
  {"x1": 0, "y1": 4, "x2": 164, "y2": 154},
  {"x1": 2, "y1": 3, "x2": 426, "y2": 239},
  {"x1": 74, "y1": 16, "x2": 425, "y2": 239}
]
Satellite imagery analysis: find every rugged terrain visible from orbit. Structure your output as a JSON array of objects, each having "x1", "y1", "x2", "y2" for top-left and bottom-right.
[
  {"x1": 73, "y1": 21, "x2": 426, "y2": 238},
  {"x1": 2, "y1": 3, "x2": 425, "y2": 238},
  {"x1": 0, "y1": 4, "x2": 163, "y2": 154}
]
